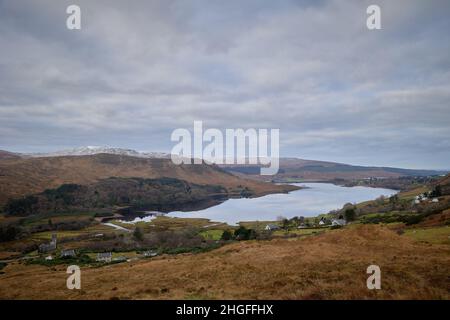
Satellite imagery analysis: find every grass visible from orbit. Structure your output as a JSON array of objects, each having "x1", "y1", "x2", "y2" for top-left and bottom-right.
[
  {"x1": 26, "y1": 254, "x2": 95, "y2": 267},
  {"x1": 399, "y1": 186, "x2": 429, "y2": 200},
  {"x1": 31, "y1": 224, "x2": 113, "y2": 241},
  {"x1": 239, "y1": 221, "x2": 276, "y2": 230},
  {"x1": 404, "y1": 226, "x2": 450, "y2": 245},
  {"x1": 1, "y1": 224, "x2": 449, "y2": 299},
  {"x1": 20, "y1": 212, "x2": 95, "y2": 226},
  {"x1": 199, "y1": 229, "x2": 224, "y2": 240},
  {"x1": 273, "y1": 227, "x2": 326, "y2": 237}
]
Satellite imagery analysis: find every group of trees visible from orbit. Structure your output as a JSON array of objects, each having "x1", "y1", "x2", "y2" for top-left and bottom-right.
[
  {"x1": 0, "y1": 224, "x2": 22, "y2": 242},
  {"x1": 2, "y1": 177, "x2": 229, "y2": 216},
  {"x1": 3, "y1": 195, "x2": 38, "y2": 216},
  {"x1": 221, "y1": 226, "x2": 259, "y2": 241},
  {"x1": 428, "y1": 185, "x2": 442, "y2": 198},
  {"x1": 276, "y1": 216, "x2": 306, "y2": 230}
]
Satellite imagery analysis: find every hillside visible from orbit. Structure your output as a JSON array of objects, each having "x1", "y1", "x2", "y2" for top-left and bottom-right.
[
  {"x1": 24, "y1": 146, "x2": 169, "y2": 159},
  {"x1": 3, "y1": 177, "x2": 230, "y2": 216},
  {"x1": 0, "y1": 224, "x2": 448, "y2": 299},
  {"x1": 0, "y1": 153, "x2": 296, "y2": 207},
  {"x1": 221, "y1": 158, "x2": 447, "y2": 181}
]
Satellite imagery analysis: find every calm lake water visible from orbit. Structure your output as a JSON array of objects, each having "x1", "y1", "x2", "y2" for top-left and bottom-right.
[{"x1": 167, "y1": 183, "x2": 398, "y2": 225}]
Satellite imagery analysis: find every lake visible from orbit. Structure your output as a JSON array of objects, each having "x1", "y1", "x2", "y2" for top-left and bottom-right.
[{"x1": 166, "y1": 183, "x2": 398, "y2": 225}]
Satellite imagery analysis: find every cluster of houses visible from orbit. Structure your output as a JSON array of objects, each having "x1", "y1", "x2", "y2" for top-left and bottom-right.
[
  {"x1": 264, "y1": 216, "x2": 347, "y2": 231},
  {"x1": 38, "y1": 233, "x2": 158, "y2": 263},
  {"x1": 95, "y1": 250, "x2": 158, "y2": 262},
  {"x1": 38, "y1": 233, "x2": 57, "y2": 253},
  {"x1": 413, "y1": 194, "x2": 439, "y2": 205},
  {"x1": 39, "y1": 233, "x2": 78, "y2": 260}
]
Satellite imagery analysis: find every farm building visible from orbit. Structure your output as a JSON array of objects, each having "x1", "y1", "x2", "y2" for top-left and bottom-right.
[
  {"x1": 265, "y1": 224, "x2": 280, "y2": 231},
  {"x1": 96, "y1": 252, "x2": 112, "y2": 262}
]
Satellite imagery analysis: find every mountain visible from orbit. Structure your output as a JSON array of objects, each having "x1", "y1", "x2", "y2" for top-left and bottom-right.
[
  {"x1": 0, "y1": 152, "x2": 296, "y2": 207},
  {"x1": 23, "y1": 146, "x2": 170, "y2": 159},
  {"x1": 12, "y1": 147, "x2": 447, "y2": 180},
  {"x1": 3, "y1": 177, "x2": 231, "y2": 216},
  {"x1": 221, "y1": 158, "x2": 447, "y2": 181},
  {"x1": 0, "y1": 150, "x2": 22, "y2": 160}
]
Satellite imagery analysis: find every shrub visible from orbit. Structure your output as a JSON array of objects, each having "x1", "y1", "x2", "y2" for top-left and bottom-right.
[
  {"x1": 0, "y1": 224, "x2": 22, "y2": 242},
  {"x1": 220, "y1": 230, "x2": 233, "y2": 241},
  {"x1": 4, "y1": 196, "x2": 38, "y2": 216},
  {"x1": 133, "y1": 227, "x2": 144, "y2": 241},
  {"x1": 233, "y1": 226, "x2": 257, "y2": 240},
  {"x1": 344, "y1": 208, "x2": 356, "y2": 221}
]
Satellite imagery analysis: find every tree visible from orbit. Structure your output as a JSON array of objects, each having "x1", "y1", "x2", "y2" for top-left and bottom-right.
[
  {"x1": 291, "y1": 216, "x2": 299, "y2": 227},
  {"x1": 0, "y1": 225, "x2": 21, "y2": 242},
  {"x1": 389, "y1": 195, "x2": 399, "y2": 204},
  {"x1": 233, "y1": 226, "x2": 256, "y2": 240},
  {"x1": 430, "y1": 185, "x2": 442, "y2": 198},
  {"x1": 282, "y1": 218, "x2": 290, "y2": 230},
  {"x1": 221, "y1": 230, "x2": 233, "y2": 241},
  {"x1": 344, "y1": 208, "x2": 356, "y2": 221},
  {"x1": 133, "y1": 227, "x2": 144, "y2": 241}
]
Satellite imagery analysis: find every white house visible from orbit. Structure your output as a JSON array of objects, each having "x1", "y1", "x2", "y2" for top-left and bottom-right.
[
  {"x1": 60, "y1": 249, "x2": 76, "y2": 258},
  {"x1": 432, "y1": 198, "x2": 439, "y2": 203},
  {"x1": 38, "y1": 233, "x2": 57, "y2": 253},
  {"x1": 143, "y1": 250, "x2": 158, "y2": 257},
  {"x1": 331, "y1": 219, "x2": 346, "y2": 226},
  {"x1": 97, "y1": 252, "x2": 112, "y2": 262},
  {"x1": 265, "y1": 224, "x2": 280, "y2": 231}
]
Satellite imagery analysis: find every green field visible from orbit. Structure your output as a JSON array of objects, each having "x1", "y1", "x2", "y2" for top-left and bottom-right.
[
  {"x1": 273, "y1": 227, "x2": 326, "y2": 237},
  {"x1": 199, "y1": 229, "x2": 224, "y2": 240},
  {"x1": 404, "y1": 226, "x2": 450, "y2": 245}
]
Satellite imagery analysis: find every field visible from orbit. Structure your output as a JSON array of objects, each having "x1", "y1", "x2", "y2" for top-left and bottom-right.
[
  {"x1": 404, "y1": 226, "x2": 450, "y2": 245},
  {"x1": 0, "y1": 224, "x2": 448, "y2": 299}
]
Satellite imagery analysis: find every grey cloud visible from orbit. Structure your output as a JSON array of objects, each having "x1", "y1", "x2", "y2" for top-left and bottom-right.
[{"x1": 0, "y1": 0, "x2": 449, "y2": 169}]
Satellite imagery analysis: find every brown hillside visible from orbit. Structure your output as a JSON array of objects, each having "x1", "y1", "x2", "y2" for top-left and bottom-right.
[
  {"x1": 0, "y1": 153, "x2": 295, "y2": 206},
  {"x1": 0, "y1": 150, "x2": 21, "y2": 160},
  {"x1": 0, "y1": 225, "x2": 448, "y2": 299}
]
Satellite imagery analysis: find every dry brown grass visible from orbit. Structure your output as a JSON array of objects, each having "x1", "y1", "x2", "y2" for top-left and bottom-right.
[
  {"x1": 0, "y1": 154, "x2": 296, "y2": 205},
  {"x1": 0, "y1": 224, "x2": 449, "y2": 300}
]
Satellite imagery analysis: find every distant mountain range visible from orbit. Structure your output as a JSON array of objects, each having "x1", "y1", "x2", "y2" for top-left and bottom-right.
[
  {"x1": 220, "y1": 158, "x2": 448, "y2": 181},
  {"x1": 0, "y1": 150, "x2": 296, "y2": 207},
  {"x1": 1, "y1": 146, "x2": 447, "y2": 189},
  {"x1": 21, "y1": 146, "x2": 170, "y2": 159}
]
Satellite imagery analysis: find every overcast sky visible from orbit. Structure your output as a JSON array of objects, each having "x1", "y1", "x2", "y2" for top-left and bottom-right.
[{"x1": 0, "y1": 0, "x2": 449, "y2": 169}]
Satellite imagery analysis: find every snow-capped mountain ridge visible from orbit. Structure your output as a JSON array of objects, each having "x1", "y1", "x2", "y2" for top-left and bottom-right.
[{"x1": 25, "y1": 146, "x2": 169, "y2": 159}]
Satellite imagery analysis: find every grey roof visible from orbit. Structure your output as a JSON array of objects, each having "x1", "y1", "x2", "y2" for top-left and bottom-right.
[
  {"x1": 144, "y1": 250, "x2": 158, "y2": 257},
  {"x1": 38, "y1": 242, "x2": 56, "y2": 252},
  {"x1": 331, "y1": 219, "x2": 347, "y2": 226},
  {"x1": 60, "y1": 249, "x2": 76, "y2": 257},
  {"x1": 97, "y1": 252, "x2": 112, "y2": 258}
]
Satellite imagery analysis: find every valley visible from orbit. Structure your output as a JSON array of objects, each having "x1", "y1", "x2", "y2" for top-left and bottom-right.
[{"x1": 0, "y1": 149, "x2": 449, "y2": 300}]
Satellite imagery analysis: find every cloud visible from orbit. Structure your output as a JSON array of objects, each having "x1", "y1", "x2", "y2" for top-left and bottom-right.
[{"x1": 0, "y1": 0, "x2": 449, "y2": 169}]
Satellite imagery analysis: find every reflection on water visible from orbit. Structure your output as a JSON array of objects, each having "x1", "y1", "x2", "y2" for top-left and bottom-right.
[{"x1": 167, "y1": 183, "x2": 398, "y2": 225}]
